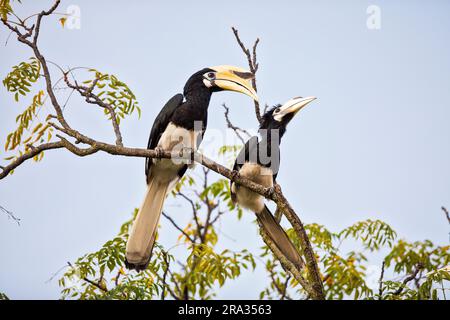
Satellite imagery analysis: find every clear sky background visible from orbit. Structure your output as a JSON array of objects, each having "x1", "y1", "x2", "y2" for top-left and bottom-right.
[{"x1": 1, "y1": 0, "x2": 449, "y2": 299}]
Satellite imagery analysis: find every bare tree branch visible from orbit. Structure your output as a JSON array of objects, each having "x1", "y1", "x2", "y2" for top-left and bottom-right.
[
  {"x1": 178, "y1": 192, "x2": 203, "y2": 242},
  {"x1": 0, "y1": 141, "x2": 64, "y2": 179},
  {"x1": 231, "y1": 27, "x2": 262, "y2": 124},
  {"x1": 222, "y1": 103, "x2": 251, "y2": 144},
  {"x1": 267, "y1": 263, "x2": 292, "y2": 300},
  {"x1": 160, "y1": 252, "x2": 170, "y2": 300},
  {"x1": 63, "y1": 73, "x2": 124, "y2": 146},
  {"x1": 442, "y1": 206, "x2": 450, "y2": 225},
  {"x1": 162, "y1": 211, "x2": 194, "y2": 243},
  {"x1": 67, "y1": 262, "x2": 108, "y2": 293},
  {"x1": 393, "y1": 263, "x2": 423, "y2": 296},
  {"x1": 378, "y1": 260, "x2": 385, "y2": 299},
  {"x1": 0, "y1": 205, "x2": 21, "y2": 225},
  {"x1": 274, "y1": 207, "x2": 282, "y2": 223}
]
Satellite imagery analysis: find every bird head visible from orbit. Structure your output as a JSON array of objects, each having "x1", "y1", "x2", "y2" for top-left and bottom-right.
[
  {"x1": 184, "y1": 65, "x2": 258, "y2": 101},
  {"x1": 260, "y1": 96, "x2": 316, "y2": 132}
]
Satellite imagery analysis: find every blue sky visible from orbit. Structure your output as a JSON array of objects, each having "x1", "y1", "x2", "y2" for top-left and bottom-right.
[{"x1": 1, "y1": 0, "x2": 449, "y2": 299}]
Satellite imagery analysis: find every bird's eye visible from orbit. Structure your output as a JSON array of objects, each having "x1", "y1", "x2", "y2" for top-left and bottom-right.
[
  {"x1": 205, "y1": 72, "x2": 215, "y2": 80},
  {"x1": 274, "y1": 108, "x2": 281, "y2": 113}
]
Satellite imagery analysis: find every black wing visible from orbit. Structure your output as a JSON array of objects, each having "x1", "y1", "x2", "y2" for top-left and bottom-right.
[
  {"x1": 255, "y1": 138, "x2": 280, "y2": 182},
  {"x1": 230, "y1": 135, "x2": 281, "y2": 197},
  {"x1": 145, "y1": 93, "x2": 184, "y2": 180},
  {"x1": 230, "y1": 136, "x2": 259, "y2": 193}
]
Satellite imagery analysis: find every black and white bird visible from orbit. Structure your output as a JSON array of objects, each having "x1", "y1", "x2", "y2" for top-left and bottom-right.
[
  {"x1": 230, "y1": 96, "x2": 316, "y2": 269},
  {"x1": 125, "y1": 66, "x2": 258, "y2": 271}
]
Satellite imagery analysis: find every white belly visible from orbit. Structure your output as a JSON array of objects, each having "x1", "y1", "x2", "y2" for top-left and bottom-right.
[
  {"x1": 157, "y1": 122, "x2": 200, "y2": 151},
  {"x1": 149, "y1": 122, "x2": 201, "y2": 184},
  {"x1": 231, "y1": 162, "x2": 273, "y2": 213}
]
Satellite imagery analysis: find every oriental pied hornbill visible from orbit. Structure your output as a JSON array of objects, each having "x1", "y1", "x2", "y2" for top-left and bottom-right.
[
  {"x1": 230, "y1": 96, "x2": 316, "y2": 269},
  {"x1": 125, "y1": 66, "x2": 258, "y2": 270}
]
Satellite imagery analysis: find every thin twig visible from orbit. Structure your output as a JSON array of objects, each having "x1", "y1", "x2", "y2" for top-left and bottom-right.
[
  {"x1": 67, "y1": 262, "x2": 108, "y2": 292},
  {"x1": 222, "y1": 103, "x2": 251, "y2": 144},
  {"x1": 162, "y1": 211, "x2": 194, "y2": 243},
  {"x1": 63, "y1": 73, "x2": 124, "y2": 146},
  {"x1": 160, "y1": 252, "x2": 170, "y2": 300},
  {"x1": 378, "y1": 261, "x2": 385, "y2": 299},
  {"x1": 393, "y1": 263, "x2": 423, "y2": 296},
  {"x1": 442, "y1": 206, "x2": 450, "y2": 225},
  {"x1": 231, "y1": 27, "x2": 262, "y2": 124},
  {"x1": 0, "y1": 205, "x2": 21, "y2": 225},
  {"x1": 178, "y1": 192, "x2": 203, "y2": 241},
  {"x1": 114, "y1": 269, "x2": 121, "y2": 287}
]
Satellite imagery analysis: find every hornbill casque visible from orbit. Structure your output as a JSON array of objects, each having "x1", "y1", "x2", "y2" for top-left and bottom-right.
[
  {"x1": 230, "y1": 96, "x2": 316, "y2": 269},
  {"x1": 125, "y1": 65, "x2": 258, "y2": 271}
]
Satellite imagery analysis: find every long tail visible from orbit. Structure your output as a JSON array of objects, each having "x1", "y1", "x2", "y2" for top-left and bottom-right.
[
  {"x1": 125, "y1": 178, "x2": 169, "y2": 271},
  {"x1": 257, "y1": 205, "x2": 304, "y2": 270}
]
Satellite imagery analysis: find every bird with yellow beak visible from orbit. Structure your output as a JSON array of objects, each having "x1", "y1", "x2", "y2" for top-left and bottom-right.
[
  {"x1": 230, "y1": 96, "x2": 317, "y2": 270},
  {"x1": 125, "y1": 65, "x2": 258, "y2": 271}
]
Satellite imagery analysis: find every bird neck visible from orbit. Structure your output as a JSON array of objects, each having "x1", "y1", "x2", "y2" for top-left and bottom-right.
[
  {"x1": 170, "y1": 86, "x2": 211, "y2": 130},
  {"x1": 184, "y1": 90, "x2": 211, "y2": 108},
  {"x1": 184, "y1": 81, "x2": 212, "y2": 108},
  {"x1": 259, "y1": 125, "x2": 285, "y2": 146}
]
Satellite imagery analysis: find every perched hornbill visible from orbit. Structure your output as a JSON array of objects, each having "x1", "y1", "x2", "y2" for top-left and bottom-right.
[
  {"x1": 125, "y1": 66, "x2": 258, "y2": 270},
  {"x1": 230, "y1": 96, "x2": 316, "y2": 269}
]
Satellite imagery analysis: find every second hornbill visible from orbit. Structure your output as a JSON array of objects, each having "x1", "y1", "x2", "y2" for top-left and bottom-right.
[
  {"x1": 230, "y1": 96, "x2": 316, "y2": 269},
  {"x1": 125, "y1": 65, "x2": 258, "y2": 270}
]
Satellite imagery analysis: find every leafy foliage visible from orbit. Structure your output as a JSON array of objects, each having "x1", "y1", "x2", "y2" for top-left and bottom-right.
[
  {"x1": 385, "y1": 240, "x2": 449, "y2": 275},
  {"x1": 60, "y1": 211, "x2": 166, "y2": 299},
  {"x1": 4, "y1": 90, "x2": 54, "y2": 162},
  {"x1": 0, "y1": 0, "x2": 19, "y2": 20},
  {"x1": 3, "y1": 57, "x2": 53, "y2": 161},
  {"x1": 338, "y1": 219, "x2": 397, "y2": 251},
  {"x1": 53, "y1": 141, "x2": 448, "y2": 300},
  {"x1": 261, "y1": 219, "x2": 448, "y2": 300},
  {"x1": 2, "y1": 58, "x2": 53, "y2": 164},
  {"x1": 81, "y1": 69, "x2": 141, "y2": 124},
  {"x1": 59, "y1": 160, "x2": 255, "y2": 300},
  {"x1": 3, "y1": 58, "x2": 40, "y2": 102}
]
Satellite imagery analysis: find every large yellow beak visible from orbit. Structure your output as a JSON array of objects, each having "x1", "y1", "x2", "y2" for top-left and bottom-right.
[
  {"x1": 209, "y1": 65, "x2": 259, "y2": 102},
  {"x1": 274, "y1": 96, "x2": 316, "y2": 121},
  {"x1": 279, "y1": 96, "x2": 316, "y2": 115}
]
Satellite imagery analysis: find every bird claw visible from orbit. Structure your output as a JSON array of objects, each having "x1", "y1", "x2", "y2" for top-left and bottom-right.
[
  {"x1": 178, "y1": 147, "x2": 194, "y2": 165},
  {"x1": 180, "y1": 147, "x2": 193, "y2": 157},
  {"x1": 267, "y1": 186, "x2": 275, "y2": 196},
  {"x1": 230, "y1": 170, "x2": 240, "y2": 181},
  {"x1": 155, "y1": 147, "x2": 164, "y2": 159},
  {"x1": 274, "y1": 184, "x2": 282, "y2": 193}
]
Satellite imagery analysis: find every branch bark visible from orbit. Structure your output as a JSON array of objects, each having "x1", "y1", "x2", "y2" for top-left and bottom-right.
[
  {"x1": 231, "y1": 27, "x2": 262, "y2": 124},
  {"x1": 222, "y1": 103, "x2": 251, "y2": 144},
  {"x1": 0, "y1": 205, "x2": 21, "y2": 225},
  {"x1": 63, "y1": 73, "x2": 124, "y2": 146},
  {"x1": 441, "y1": 206, "x2": 450, "y2": 225},
  {"x1": 162, "y1": 211, "x2": 195, "y2": 243},
  {"x1": 393, "y1": 263, "x2": 423, "y2": 296},
  {"x1": 0, "y1": 141, "x2": 64, "y2": 179}
]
